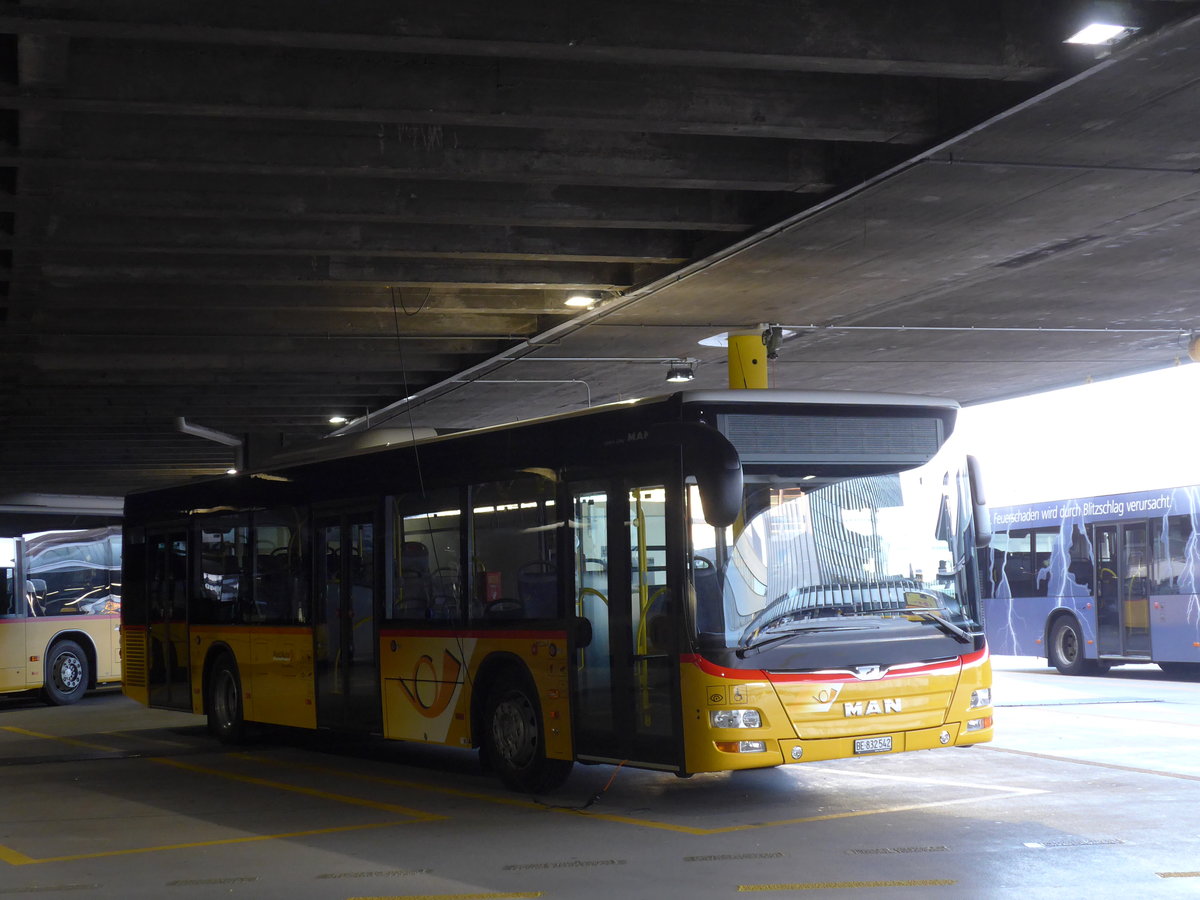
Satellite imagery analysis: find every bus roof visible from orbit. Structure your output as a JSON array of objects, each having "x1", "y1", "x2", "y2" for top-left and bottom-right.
[
  {"x1": 675, "y1": 389, "x2": 959, "y2": 410},
  {"x1": 129, "y1": 388, "x2": 959, "y2": 501}
]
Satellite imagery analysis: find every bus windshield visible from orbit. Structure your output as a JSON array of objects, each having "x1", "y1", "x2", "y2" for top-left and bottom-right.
[{"x1": 690, "y1": 442, "x2": 980, "y2": 651}]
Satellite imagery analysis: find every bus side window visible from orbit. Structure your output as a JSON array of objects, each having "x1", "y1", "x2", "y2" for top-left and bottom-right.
[
  {"x1": 1152, "y1": 514, "x2": 1193, "y2": 594},
  {"x1": 1066, "y1": 525, "x2": 1093, "y2": 590},
  {"x1": 471, "y1": 475, "x2": 559, "y2": 622},
  {"x1": 1002, "y1": 530, "x2": 1035, "y2": 597},
  {"x1": 198, "y1": 514, "x2": 250, "y2": 624},
  {"x1": 253, "y1": 509, "x2": 306, "y2": 625},
  {"x1": 392, "y1": 489, "x2": 462, "y2": 621},
  {"x1": 1031, "y1": 528, "x2": 1057, "y2": 597},
  {"x1": 1, "y1": 568, "x2": 17, "y2": 617}
]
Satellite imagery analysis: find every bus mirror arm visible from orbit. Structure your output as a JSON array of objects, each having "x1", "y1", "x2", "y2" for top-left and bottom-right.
[{"x1": 967, "y1": 455, "x2": 992, "y2": 549}]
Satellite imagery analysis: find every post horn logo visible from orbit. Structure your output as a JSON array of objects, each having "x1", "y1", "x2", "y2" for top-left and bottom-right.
[{"x1": 397, "y1": 649, "x2": 463, "y2": 718}]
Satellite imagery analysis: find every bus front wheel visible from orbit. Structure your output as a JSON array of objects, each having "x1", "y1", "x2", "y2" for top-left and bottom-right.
[
  {"x1": 483, "y1": 673, "x2": 572, "y2": 793},
  {"x1": 1049, "y1": 618, "x2": 1093, "y2": 676},
  {"x1": 207, "y1": 654, "x2": 245, "y2": 744},
  {"x1": 43, "y1": 639, "x2": 89, "y2": 706}
]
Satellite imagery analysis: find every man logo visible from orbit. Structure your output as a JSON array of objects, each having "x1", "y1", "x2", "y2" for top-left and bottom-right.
[{"x1": 843, "y1": 698, "x2": 902, "y2": 717}]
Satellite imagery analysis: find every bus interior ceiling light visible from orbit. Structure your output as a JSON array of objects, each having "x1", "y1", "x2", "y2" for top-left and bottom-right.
[{"x1": 665, "y1": 360, "x2": 696, "y2": 383}]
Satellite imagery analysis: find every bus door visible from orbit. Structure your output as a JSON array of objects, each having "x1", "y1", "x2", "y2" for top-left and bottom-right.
[
  {"x1": 147, "y1": 528, "x2": 191, "y2": 710},
  {"x1": 1, "y1": 541, "x2": 25, "y2": 691},
  {"x1": 569, "y1": 477, "x2": 682, "y2": 769},
  {"x1": 1093, "y1": 523, "x2": 1152, "y2": 659},
  {"x1": 315, "y1": 510, "x2": 382, "y2": 732}
]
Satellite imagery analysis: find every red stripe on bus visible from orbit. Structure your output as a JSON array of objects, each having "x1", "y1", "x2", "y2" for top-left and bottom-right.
[
  {"x1": 189, "y1": 624, "x2": 315, "y2": 636},
  {"x1": 379, "y1": 628, "x2": 568, "y2": 640},
  {"x1": 684, "y1": 645, "x2": 987, "y2": 682}
]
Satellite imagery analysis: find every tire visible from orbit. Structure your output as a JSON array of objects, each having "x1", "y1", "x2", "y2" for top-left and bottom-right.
[
  {"x1": 1048, "y1": 618, "x2": 1094, "y2": 676},
  {"x1": 43, "y1": 639, "x2": 89, "y2": 706},
  {"x1": 1160, "y1": 662, "x2": 1200, "y2": 680},
  {"x1": 207, "y1": 653, "x2": 245, "y2": 744},
  {"x1": 483, "y1": 672, "x2": 572, "y2": 793}
]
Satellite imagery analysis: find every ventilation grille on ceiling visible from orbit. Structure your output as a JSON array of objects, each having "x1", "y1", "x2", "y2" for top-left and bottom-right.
[{"x1": 718, "y1": 414, "x2": 944, "y2": 465}]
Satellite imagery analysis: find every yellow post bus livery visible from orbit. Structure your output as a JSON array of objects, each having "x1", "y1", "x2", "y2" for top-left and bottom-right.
[
  {"x1": 1, "y1": 527, "x2": 122, "y2": 705},
  {"x1": 121, "y1": 390, "x2": 993, "y2": 791}
]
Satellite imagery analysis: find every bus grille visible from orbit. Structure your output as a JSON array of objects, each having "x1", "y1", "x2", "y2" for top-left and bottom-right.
[
  {"x1": 122, "y1": 632, "x2": 148, "y2": 687},
  {"x1": 773, "y1": 678, "x2": 954, "y2": 739}
]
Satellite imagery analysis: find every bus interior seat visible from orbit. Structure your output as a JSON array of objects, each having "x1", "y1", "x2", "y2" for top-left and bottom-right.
[
  {"x1": 517, "y1": 561, "x2": 557, "y2": 618},
  {"x1": 691, "y1": 555, "x2": 721, "y2": 634},
  {"x1": 398, "y1": 542, "x2": 432, "y2": 617}
]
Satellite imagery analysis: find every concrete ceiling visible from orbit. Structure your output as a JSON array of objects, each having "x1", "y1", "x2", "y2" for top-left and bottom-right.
[{"x1": 3, "y1": 1, "x2": 1200, "y2": 521}]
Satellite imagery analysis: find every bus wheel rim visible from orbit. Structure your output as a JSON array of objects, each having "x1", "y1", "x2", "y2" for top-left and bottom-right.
[
  {"x1": 57, "y1": 654, "x2": 82, "y2": 690},
  {"x1": 1060, "y1": 627, "x2": 1077, "y2": 662},
  {"x1": 493, "y1": 694, "x2": 536, "y2": 767}
]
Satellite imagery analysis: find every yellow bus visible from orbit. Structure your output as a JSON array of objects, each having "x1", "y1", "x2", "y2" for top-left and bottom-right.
[
  {"x1": 121, "y1": 390, "x2": 993, "y2": 791},
  {"x1": 1, "y1": 527, "x2": 123, "y2": 705}
]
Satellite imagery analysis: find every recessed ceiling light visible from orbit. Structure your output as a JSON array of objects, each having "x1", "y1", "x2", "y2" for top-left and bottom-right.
[
  {"x1": 328, "y1": 415, "x2": 348, "y2": 425},
  {"x1": 226, "y1": 468, "x2": 239, "y2": 476},
  {"x1": 564, "y1": 295, "x2": 596, "y2": 308},
  {"x1": 1065, "y1": 22, "x2": 1134, "y2": 44}
]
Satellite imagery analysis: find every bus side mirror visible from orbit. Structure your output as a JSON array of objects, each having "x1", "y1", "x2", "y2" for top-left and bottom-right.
[
  {"x1": 967, "y1": 455, "x2": 992, "y2": 549},
  {"x1": 670, "y1": 423, "x2": 742, "y2": 527},
  {"x1": 571, "y1": 616, "x2": 593, "y2": 649}
]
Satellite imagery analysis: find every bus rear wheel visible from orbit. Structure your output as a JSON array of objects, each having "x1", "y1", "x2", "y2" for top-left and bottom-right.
[
  {"x1": 43, "y1": 639, "x2": 89, "y2": 706},
  {"x1": 1049, "y1": 618, "x2": 1094, "y2": 676},
  {"x1": 207, "y1": 653, "x2": 245, "y2": 744},
  {"x1": 483, "y1": 673, "x2": 572, "y2": 793}
]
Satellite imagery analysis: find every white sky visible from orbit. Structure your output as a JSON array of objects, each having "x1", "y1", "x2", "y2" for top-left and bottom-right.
[{"x1": 954, "y1": 364, "x2": 1200, "y2": 508}]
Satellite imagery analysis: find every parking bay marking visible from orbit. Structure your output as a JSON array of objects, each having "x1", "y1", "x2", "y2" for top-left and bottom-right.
[
  {"x1": 248, "y1": 753, "x2": 1046, "y2": 836},
  {"x1": 0, "y1": 727, "x2": 442, "y2": 866}
]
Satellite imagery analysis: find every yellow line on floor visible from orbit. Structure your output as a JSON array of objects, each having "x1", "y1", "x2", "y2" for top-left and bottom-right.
[
  {"x1": 246, "y1": 752, "x2": 1039, "y2": 836},
  {"x1": 739, "y1": 880, "x2": 957, "y2": 892},
  {"x1": 0, "y1": 728, "x2": 444, "y2": 866},
  {"x1": 1, "y1": 725, "x2": 121, "y2": 752},
  {"x1": 27, "y1": 821, "x2": 406, "y2": 866},
  {"x1": 155, "y1": 756, "x2": 444, "y2": 819}
]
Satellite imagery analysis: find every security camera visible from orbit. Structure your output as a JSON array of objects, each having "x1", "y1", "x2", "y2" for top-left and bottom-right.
[{"x1": 762, "y1": 325, "x2": 784, "y2": 360}]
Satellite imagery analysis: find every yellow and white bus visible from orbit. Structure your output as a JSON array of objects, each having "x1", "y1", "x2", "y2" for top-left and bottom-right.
[
  {"x1": 1, "y1": 527, "x2": 122, "y2": 705},
  {"x1": 121, "y1": 390, "x2": 993, "y2": 791}
]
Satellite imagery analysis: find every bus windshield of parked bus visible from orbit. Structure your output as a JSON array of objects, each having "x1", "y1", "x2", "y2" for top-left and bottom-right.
[{"x1": 690, "y1": 440, "x2": 980, "y2": 653}]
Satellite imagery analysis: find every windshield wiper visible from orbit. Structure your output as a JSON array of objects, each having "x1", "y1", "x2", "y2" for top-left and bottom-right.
[
  {"x1": 904, "y1": 607, "x2": 975, "y2": 644},
  {"x1": 737, "y1": 623, "x2": 876, "y2": 657}
]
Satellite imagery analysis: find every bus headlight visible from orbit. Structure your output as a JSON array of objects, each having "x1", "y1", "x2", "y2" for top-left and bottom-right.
[
  {"x1": 710, "y1": 709, "x2": 762, "y2": 729},
  {"x1": 715, "y1": 740, "x2": 768, "y2": 753},
  {"x1": 969, "y1": 688, "x2": 992, "y2": 709}
]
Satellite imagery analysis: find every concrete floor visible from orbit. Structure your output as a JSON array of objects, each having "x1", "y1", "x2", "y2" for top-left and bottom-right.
[{"x1": 1, "y1": 657, "x2": 1198, "y2": 899}]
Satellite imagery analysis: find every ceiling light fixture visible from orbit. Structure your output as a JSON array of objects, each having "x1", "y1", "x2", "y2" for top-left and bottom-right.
[
  {"x1": 564, "y1": 295, "x2": 596, "y2": 309},
  {"x1": 1065, "y1": 22, "x2": 1136, "y2": 44},
  {"x1": 328, "y1": 415, "x2": 349, "y2": 425},
  {"x1": 665, "y1": 360, "x2": 696, "y2": 383}
]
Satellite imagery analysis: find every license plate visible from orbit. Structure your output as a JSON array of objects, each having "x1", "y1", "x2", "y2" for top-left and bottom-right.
[{"x1": 854, "y1": 736, "x2": 893, "y2": 755}]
